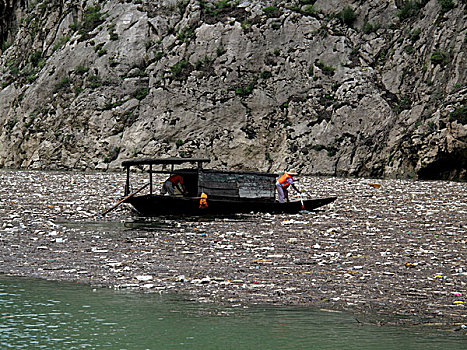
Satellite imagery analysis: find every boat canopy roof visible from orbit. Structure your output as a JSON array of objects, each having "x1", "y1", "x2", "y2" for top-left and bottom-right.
[
  {"x1": 122, "y1": 157, "x2": 210, "y2": 167},
  {"x1": 122, "y1": 157, "x2": 278, "y2": 179}
]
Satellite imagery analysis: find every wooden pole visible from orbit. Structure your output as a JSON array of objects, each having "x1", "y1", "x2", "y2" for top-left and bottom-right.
[
  {"x1": 125, "y1": 166, "x2": 130, "y2": 196},
  {"x1": 149, "y1": 164, "x2": 153, "y2": 195},
  {"x1": 101, "y1": 183, "x2": 149, "y2": 216}
]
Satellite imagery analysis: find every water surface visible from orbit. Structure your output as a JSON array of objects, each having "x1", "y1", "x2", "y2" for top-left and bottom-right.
[{"x1": 0, "y1": 276, "x2": 464, "y2": 349}]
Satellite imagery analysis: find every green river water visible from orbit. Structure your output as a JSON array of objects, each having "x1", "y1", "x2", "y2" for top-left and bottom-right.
[{"x1": 0, "y1": 276, "x2": 465, "y2": 349}]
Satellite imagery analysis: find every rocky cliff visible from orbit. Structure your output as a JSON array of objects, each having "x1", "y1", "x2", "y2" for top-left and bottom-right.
[{"x1": 0, "y1": 0, "x2": 465, "y2": 179}]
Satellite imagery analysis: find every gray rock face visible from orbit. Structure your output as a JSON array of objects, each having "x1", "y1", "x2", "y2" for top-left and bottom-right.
[{"x1": 0, "y1": 0, "x2": 465, "y2": 179}]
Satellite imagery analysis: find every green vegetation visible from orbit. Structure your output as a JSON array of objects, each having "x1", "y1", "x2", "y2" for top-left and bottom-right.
[
  {"x1": 94, "y1": 43, "x2": 107, "y2": 57},
  {"x1": 1, "y1": 40, "x2": 12, "y2": 51},
  {"x1": 108, "y1": 24, "x2": 119, "y2": 41},
  {"x1": 438, "y1": 0, "x2": 455, "y2": 13},
  {"x1": 362, "y1": 21, "x2": 373, "y2": 34},
  {"x1": 25, "y1": 113, "x2": 36, "y2": 128},
  {"x1": 78, "y1": 6, "x2": 105, "y2": 41},
  {"x1": 83, "y1": 6, "x2": 105, "y2": 29},
  {"x1": 87, "y1": 75, "x2": 102, "y2": 88},
  {"x1": 194, "y1": 56, "x2": 214, "y2": 71},
  {"x1": 154, "y1": 51, "x2": 164, "y2": 62},
  {"x1": 397, "y1": 1, "x2": 423, "y2": 21},
  {"x1": 103, "y1": 100, "x2": 125, "y2": 110},
  {"x1": 6, "y1": 118, "x2": 18, "y2": 130},
  {"x1": 177, "y1": 26, "x2": 195, "y2": 43},
  {"x1": 326, "y1": 146, "x2": 338, "y2": 157},
  {"x1": 217, "y1": 0, "x2": 235, "y2": 9},
  {"x1": 8, "y1": 60, "x2": 20, "y2": 75},
  {"x1": 410, "y1": 28, "x2": 422, "y2": 42},
  {"x1": 430, "y1": 50, "x2": 449, "y2": 65},
  {"x1": 235, "y1": 80, "x2": 256, "y2": 96},
  {"x1": 362, "y1": 21, "x2": 380, "y2": 34},
  {"x1": 108, "y1": 56, "x2": 118, "y2": 67},
  {"x1": 301, "y1": 4, "x2": 315, "y2": 16},
  {"x1": 97, "y1": 48, "x2": 107, "y2": 56},
  {"x1": 55, "y1": 77, "x2": 71, "y2": 92},
  {"x1": 393, "y1": 96, "x2": 411, "y2": 113},
  {"x1": 70, "y1": 21, "x2": 79, "y2": 32},
  {"x1": 53, "y1": 35, "x2": 71, "y2": 51},
  {"x1": 316, "y1": 61, "x2": 336, "y2": 76},
  {"x1": 448, "y1": 104, "x2": 466, "y2": 124},
  {"x1": 104, "y1": 147, "x2": 121, "y2": 163},
  {"x1": 29, "y1": 51, "x2": 43, "y2": 67},
  {"x1": 375, "y1": 48, "x2": 388, "y2": 66},
  {"x1": 145, "y1": 40, "x2": 154, "y2": 49},
  {"x1": 199, "y1": 0, "x2": 238, "y2": 18},
  {"x1": 263, "y1": 6, "x2": 281, "y2": 18},
  {"x1": 337, "y1": 6, "x2": 356, "y2": 27},
  {"x1": 175, "y1": 139, "x2": 184, "y2": 147},
  {"x1": 404, "y1": 45, "x2": 414, "y2": 54},
  {"x1": 133, "y1": 88, "x2": 148, "y2": 100},
  {"x1": 177, "y1": 0, "x2": 190, "y2": 13},
  {"x1": 260, "y1": 71, "x2": 272, "y2": 79},
  {"x1": 170, "y1": 60, "x2": 192, "y2": 79},
  {"x1": 271, "y1": 22, "x2": 281, "y2": 30},
  {"x1": 171, "y1": 60, "x2": 187, "y2": 75},
  {"x1": 241, "y1": 19, "x2": 252, "y2": 31},
  {"x1": 310, "y1": 144, "x2": 338, "y2": 156},
  {"x1": 74, "y1": 65, "x2": 90, "y2": 75},
  {"x1": 216, "y1": 45, "x2": 226, "y2": 56},
  {"x1": 26, "y1": 73, "x2": 38, "y2": 83}
]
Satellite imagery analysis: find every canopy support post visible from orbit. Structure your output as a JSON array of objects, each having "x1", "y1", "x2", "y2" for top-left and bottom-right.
[
  {"x1": 125, "y1": 166, "x2": 130, "y2": 196},
  {"x1": 149, "y1": 164, "x2": 153, "y2": 195}
]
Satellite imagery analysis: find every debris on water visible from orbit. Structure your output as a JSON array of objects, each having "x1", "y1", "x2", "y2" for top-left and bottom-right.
[
  {"x1": 0, "y1": 170, "x2": 465, "y2": 327},
  {"x1": 176, "y1": 275, "x2": 186, "y2": 282},
  {"x1": 136, "y1": 275, "x2": 153, "y2": 282},
  {"x1": 367, "y1": 183, "x2": 381, "y2": 189}
]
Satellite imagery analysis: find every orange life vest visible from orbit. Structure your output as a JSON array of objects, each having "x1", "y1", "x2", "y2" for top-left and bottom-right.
[
  {"x1": 199, "y1": 192, "x2": 208, "y2": 209},
  {"x1": 277, "y1": 173, "x2": 293, "y2": 188}
]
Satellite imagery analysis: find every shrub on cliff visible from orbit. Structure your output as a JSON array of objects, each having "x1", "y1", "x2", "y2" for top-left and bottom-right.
[
  {"x1": 78, "y1": 6, "x2": 105, "y2": 41},
  {"x1": 430, "y1": 50, "x2": 449, "y2": 66},
  {"x1": 448, "y1": 105, "x2": 466, "y2": 124},
  {"x1": 438, "y1": 0, "x2": 455, "y2": 13},
  {"x1": 397, "y1": 1, "x2": 426, "y2": 21},
  {"x1": 337, "y1": 6, "x2": 356, "y2": 27}
]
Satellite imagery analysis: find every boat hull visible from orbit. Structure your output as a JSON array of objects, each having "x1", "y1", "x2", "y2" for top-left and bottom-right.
[{"x1": 125, "y1": 195, "x2": 337, "y2": 216}]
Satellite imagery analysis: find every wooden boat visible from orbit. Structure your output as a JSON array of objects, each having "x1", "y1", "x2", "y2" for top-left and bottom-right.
[{"x1": 119, "y1": 157, "x2": 336, "y2": 216}]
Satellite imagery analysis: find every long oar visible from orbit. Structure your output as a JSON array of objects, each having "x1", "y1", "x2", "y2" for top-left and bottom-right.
[
  {"x1": 101, "y1": 183, "x2": 149, "y2": 216},
  {"x1": 296, "y1": 184, "x2": 305, "y2": 210},
  {"x1": 299, "y1": 192, "x2": 305, "y2": 210}
]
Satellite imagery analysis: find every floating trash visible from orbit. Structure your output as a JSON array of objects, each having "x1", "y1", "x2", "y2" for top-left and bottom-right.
[{"x1": 0, "y1": 169, "x2": 465, "y2": 327}]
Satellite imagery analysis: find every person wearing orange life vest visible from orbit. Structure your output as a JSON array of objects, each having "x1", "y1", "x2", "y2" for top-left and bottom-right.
[
  {"x1": 276, "y1": 171, "x2": 300, "y2": 203},
  {"x1": 161, "y1": 174, "x2": 187, "y2": 196}
]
